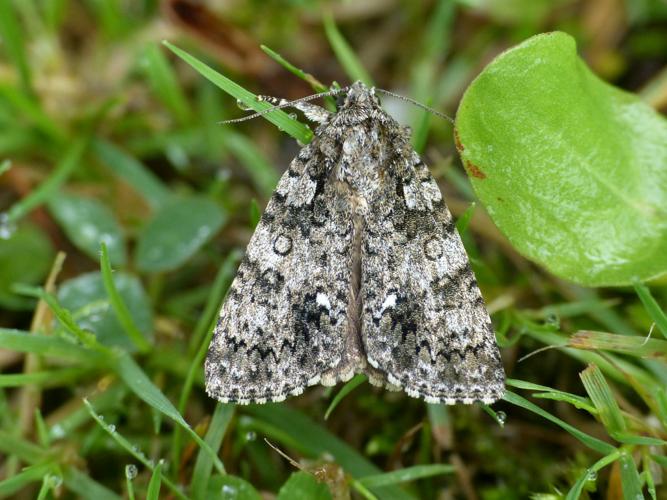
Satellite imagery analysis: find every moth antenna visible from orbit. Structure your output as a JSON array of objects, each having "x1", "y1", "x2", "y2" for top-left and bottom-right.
[
  {"x1": 219, "y1": 88, "x2": 344, "y2": 125},
  {"x1": 375, "y1": 88, "x2": 455, "y2": 124}
]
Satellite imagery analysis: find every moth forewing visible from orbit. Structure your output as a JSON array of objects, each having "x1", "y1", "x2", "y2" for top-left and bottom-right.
[{"x1": 205, "y1": 81, "x2": 505, "y2": 405}]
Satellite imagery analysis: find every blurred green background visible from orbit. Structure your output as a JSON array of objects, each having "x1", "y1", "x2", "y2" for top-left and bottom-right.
[{"x1": 1, "y1": 0, "x2": 667, "y2": 499}]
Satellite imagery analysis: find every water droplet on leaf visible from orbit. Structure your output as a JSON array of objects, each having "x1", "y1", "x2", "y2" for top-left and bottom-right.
[{"x1": 125, "y1": 464, "x2": 138, "y2": 480}]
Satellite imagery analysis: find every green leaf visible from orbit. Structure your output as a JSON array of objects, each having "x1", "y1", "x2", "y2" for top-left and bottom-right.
[
  {"x1": 455, "y1": 31, "x2": 667, "y2": 286},
  {"x1": 0, "y1": 225, "x2": 54, "y2": 310},
  {"x1": 48, "y1": 193, "x2": 126, "y2": 266},
  {"x1": 135, "y1": 196, "x2": 226, "y2": 272},
  {"x1": 92, "y1": 139, "x2": 171, "y2": 210},
  {"x1": 277, "y1": 471, "x2": 332, "y2": 500},
  {"x1": 58, "y1": 271, "x2": 153, "y2": 351},
  {"x1": 207, "y1": 474, "x2": 262, "y2": 500},
  {"x1": 163, "y1": 41, "x2": 313, "y2": 144}
]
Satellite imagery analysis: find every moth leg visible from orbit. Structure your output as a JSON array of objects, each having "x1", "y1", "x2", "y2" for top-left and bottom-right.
[{"x1": 257, "y1": 95, "x2": 331, "y2": 123}]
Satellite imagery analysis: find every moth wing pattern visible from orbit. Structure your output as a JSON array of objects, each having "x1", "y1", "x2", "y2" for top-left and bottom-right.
[
  {"x1": 205, "y1": 141, "x2": 358, "y2": 404},
  {"x1": 205, "y1": 81, "x2": 505, "y2": 405},
  {"x1": 361, "y1": 148, "x2": 505, "y2": 404}
]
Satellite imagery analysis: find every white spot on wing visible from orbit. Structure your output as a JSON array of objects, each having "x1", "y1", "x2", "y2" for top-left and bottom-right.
[
  {"x1": 316, "y1": 292, "x2": 331, "y2": 310},
  {"x1": 380, "y1": 294, "x2": 396, "y2": 313}
]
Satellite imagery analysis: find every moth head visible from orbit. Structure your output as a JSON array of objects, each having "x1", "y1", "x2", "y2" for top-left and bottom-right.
[{"x1": 338, "y1": 81, "x2": 381, "y2": 110}]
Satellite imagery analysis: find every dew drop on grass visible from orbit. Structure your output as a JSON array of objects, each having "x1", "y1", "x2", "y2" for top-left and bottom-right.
[
  {"x1": 544, "y1": 313, "x2": 560, "y2": 329},
  {"x1": 0, "y1": 213, "x2": 16, "y2": 240},
  {"x1": 48, "y1": 475, "x2": 63, "y2": 488},
  {"x1": 222, "y1": 484, "x2": 238, "y2": 496},
  {"x1": 236, "y1": 99, "x2": 252, "y2": 111},
  {"x1": 108, "y1": 424, "x2": 116, "y2": 433},
  {"x1": 288, "y1": 112, "x2": 297, "y2": 120},
  {"x1": 125, "y1": 464, "x2": 138, "y2": 480},
  {"x1": 50, "y1": 424, "x2": 65, "y2": 439},
  {"x1": 245, "y1": 431, "x2": 257, "y2": 442},
  {"x1": 496, "y1": 411, "x2": 507, "y2": 426},
  {"x1": 587, "y1": 470, "x2": 597, "y2": 481}
]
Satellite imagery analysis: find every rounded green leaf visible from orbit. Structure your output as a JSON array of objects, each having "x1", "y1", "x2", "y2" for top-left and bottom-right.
[
  {"x1": 455, "y1": 31, "x2": 667, "y2": 286},
  {"x1": 277, "y1": 471, "x2": 332, "y2": 500},
  {"x1": 48, "y1": 194, "x2": 126, "y2": 266},
  {"x1": 207, "y1": 474, "x2": 261, "y2": 500},
  {"x1": 135, "y1": 197, "x2": 226, "y2": 272},
  {"x1": 57, "y1": 271, "x2": 153, "y2": 351},
  {"x1": 0, "y1": 224, "x2": 54, "y2": 310}
]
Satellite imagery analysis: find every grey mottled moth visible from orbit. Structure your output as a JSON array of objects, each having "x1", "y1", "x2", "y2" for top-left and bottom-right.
[{"x1": 205, "y1": 81, "x2": 505, "y2": 405}]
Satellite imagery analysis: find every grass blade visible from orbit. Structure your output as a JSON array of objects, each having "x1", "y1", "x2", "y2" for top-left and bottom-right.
[
  {"x1": 0, "y1": 328, "x2": 104, "y2": 363},
  {"x1": 0, "y1": 1, "x2": 32, "y2": 92},
  {"x1": 191, "y1": 403, "x2": 235, "y2": 500},
  {"x1": 113, "y1": 353, "x2": 225, "y2": 475},
  {"x1": 84, "y1": 398, "x2": 186, "y2": 500},
  {"x1": 100, "y1": 242, "x2": 151, "y2": 353},
  {"x1": 6, "y1": 139, "x2": 86, "y2": 223},
  {"x1": 618, "y1": 451, "x2": 643, "y2": 500},
  {"x1": 323, "y1": 13, "x2": 373, "y2": 86},
  {"x1": 325, "y1": 374, "x2": 366, "y2": 420},
  {"x1": 146, "y1": 461, "x2": 163, "y2": 500},
  {"x1": 63, "y1": 466, "x2": 122, "y2": 500},
  {"x1": 506, "y1": 379, "x2": 596, "y2": 414},
  {"x1": 503, "y1": 390, "x2": 615, "y2": 454},
  {"x1": 0, "y1": 367, "x2": 91, "y2": 388},
  {"x1": 565, "y1": 449, "x2": 621, "y2": 500},
  {"x1": 260, "y1": 45, "x2": 329, "y2": 94},
  {"x1": 0, "y1": 463, "x2": 55, "y2": 497},
  {"x1": 357, "y1": 464, "x2": 455, "y2": 488},
  {"x1": 579, "y1": 364, "x2": 626, "y2": 436},
  {"x1": 143, "y1": 43, "x2": 192, "y2": 124},
  {"x1": 569, "y1": 330, "x2": 667, "y2": 359},
  {"x1": 634, "y1": 283, "x2": 667, "y2": 339},
  {"x1": 244, "y1": 404, "x2": 414, "y2": 500},
  {"x1": 163, "y1": 41, "x2": 312, "y2": 144}
]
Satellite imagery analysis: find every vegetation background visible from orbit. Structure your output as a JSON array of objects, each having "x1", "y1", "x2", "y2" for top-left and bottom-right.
[{"x1": 0, "y1": 0, "x2": 666, "y2": 498}]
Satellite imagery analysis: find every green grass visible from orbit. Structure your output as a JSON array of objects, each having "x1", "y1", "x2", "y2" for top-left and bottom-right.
[{"x1": 1, "y1": 1, "x2": 667, "y2": 499}]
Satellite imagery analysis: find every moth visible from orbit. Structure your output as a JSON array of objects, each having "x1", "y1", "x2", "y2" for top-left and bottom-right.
[{"x1": 205, "y1": 81, "x2": 505, "y2": 405}]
